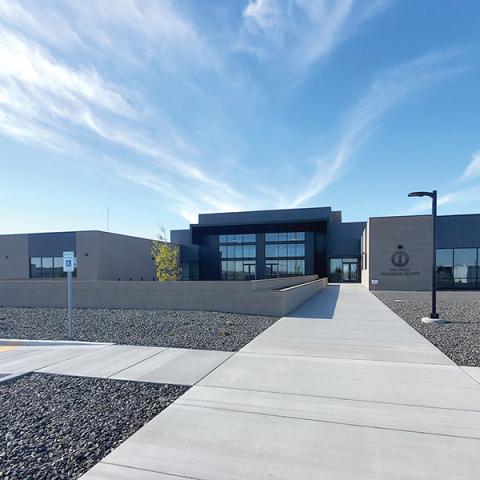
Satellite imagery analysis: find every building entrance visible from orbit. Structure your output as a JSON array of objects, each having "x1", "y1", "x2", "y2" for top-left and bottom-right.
[
  {"x1": 330, "y1": 258, "x2": 360, "y2": 283},
  {"x1": 342, "y1": 260, "x2": 358, "y2": 282}
]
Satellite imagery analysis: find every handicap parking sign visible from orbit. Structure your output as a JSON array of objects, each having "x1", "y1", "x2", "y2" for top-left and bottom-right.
[{"x1": 63, "y1": 251, "x2": 75, "y2": 273}]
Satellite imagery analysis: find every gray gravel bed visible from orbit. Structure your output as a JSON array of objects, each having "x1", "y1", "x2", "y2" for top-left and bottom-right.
[
  {"x1": 374, "y1": 291, "x2": 480, "y2": 366},
  {"x1": 0, "y1": 373, "x2": 187, "y2": 480},
  {"x1": 0, "y1": 307, "x2": 277, "y2": 351}
]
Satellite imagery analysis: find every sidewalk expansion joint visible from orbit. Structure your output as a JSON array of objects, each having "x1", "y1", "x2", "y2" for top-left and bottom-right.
[
  {"x1": 171, "y1": 402, "x2": 480, "y2": 442},
  {"x1": 194, "y1": 384, "x2": 480, "y2": 414}
]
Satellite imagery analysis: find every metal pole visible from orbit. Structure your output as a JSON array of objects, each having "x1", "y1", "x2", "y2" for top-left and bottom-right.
[
  {"x1": 431, "y1": 190, "x2": 439, "y2": 319},
  {"x1": 67, "y1": 270, "x2": 73, "y2": 338}
]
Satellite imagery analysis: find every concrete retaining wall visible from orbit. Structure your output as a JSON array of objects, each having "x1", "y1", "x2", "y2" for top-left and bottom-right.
[{"x1": 0, "y1": 275, "x2": 326, "y2": 316}]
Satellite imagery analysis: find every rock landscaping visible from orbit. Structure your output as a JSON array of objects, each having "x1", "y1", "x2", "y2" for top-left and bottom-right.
[
  {"x1": 0, "y1": 307, "x2": 277, "y2": 352},
  {"x1": 374, "y1": 290, "x2": 480, "y2": 367},
  {"x1": 0, "y1": 373, "x2": 188, "y2": 480}
]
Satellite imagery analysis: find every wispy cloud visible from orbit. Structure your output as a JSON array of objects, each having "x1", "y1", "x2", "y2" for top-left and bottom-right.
[
  {"x1": 292, "y1": 49, "x2": 468, "y2": 207},
  {"x1": 461, "y1": 150, "x2": 480, "y2": 180},
  {"x1": 239, "y1": 0, "x2": 393, "y2": 74},
  {"x1": 0, "y1": 8, "x2": 246, "y2": 218},
  {"x1": 0, "y1": 0, "x2": 214, "y2": 69}
]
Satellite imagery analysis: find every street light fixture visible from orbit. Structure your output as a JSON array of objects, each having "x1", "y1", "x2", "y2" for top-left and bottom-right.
[{"x1": 408, "y1": 190, "x2": 445, "y2": 323}]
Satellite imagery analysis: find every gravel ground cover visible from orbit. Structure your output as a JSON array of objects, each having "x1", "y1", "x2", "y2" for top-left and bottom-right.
[
  {"x1": 0, "y1": 373, "x2": 188, "y2": 480},
  {"x1": 374, "y1": 291, "x2": 480, "y2": 366},
  {"x1": 0, "y1": 307, "x2": 277, "y2": 351}
]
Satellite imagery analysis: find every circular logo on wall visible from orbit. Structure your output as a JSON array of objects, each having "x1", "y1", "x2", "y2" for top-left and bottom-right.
[{"x1": 391, "y1": 250, "x2": 410, "y2": 268}]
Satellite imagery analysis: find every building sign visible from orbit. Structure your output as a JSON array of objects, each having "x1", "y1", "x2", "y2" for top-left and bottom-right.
[
  {"x1": 391, "y1": 249, "x2": 409, "y2": 268},
  {"x1": 381, "y1": 247, "x2": 420, "y2": 277}
]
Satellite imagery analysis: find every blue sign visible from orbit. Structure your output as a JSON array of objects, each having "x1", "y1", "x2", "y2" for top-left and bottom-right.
[{"x1": 63, "y1": 251, "x2": 75, "y2": 273}]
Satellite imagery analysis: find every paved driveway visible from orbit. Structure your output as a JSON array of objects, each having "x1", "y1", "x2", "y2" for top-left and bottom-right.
[{"x1": 82, "y1": 284, "x2": 480, "y2": 479}]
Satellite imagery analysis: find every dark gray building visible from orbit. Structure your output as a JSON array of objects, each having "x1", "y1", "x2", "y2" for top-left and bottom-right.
[{"x1": 172, "y1": 207, "x2": 366, "y2": 283}]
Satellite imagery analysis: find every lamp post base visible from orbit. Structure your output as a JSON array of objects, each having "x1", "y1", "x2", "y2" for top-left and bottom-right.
[{"x1": 421, "y1": 316, "x2": 447, "y2": 324}]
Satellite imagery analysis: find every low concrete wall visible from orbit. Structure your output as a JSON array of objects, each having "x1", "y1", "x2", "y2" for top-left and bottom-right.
[{"x1": 0, "y1": 276, "x2": 326, "y2": 316}]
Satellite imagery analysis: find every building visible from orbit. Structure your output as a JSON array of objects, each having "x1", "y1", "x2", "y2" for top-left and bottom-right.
[
  {"x1": 0, "y1": 231, "x2": 157, "y2": 281},
  {"x1": 2, "y1": 208, "x2": 479, "y2": 291},
  {"x1": 362, "y1": 213, "x2": 480, "y2": 291},
  {"x1": 171, "y1": 207, "x2": 366, "y2": 283},
  {"x1": 173, "y1": 207, "x2": 480, "y2": 290}
]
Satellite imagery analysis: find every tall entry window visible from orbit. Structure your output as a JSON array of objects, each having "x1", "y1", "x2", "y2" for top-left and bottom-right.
[
  {"x1": 265, "y1": 232, "x2": 305, "y2": 278},
  {"x1": 219, "y1": 234, "x2": 256, "y2": 280},
  {"x1": 330, "y1": 258, "x2": 359, "y2": 282}
]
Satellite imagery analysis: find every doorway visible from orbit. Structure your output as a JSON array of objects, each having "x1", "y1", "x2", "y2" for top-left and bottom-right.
[
  {"x1": 342, "y1": 261, "x2": 358, "y2": 282},
  {"x1": 330, "y1": 258, "x2": 360, "y2": 283}
]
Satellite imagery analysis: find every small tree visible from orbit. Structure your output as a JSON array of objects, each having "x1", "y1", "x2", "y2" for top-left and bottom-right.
[{"x1": 152, "y1": 225, "x2": 180, "y2": 281}]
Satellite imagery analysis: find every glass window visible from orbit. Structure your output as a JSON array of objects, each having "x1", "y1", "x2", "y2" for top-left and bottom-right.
[
  {"x1": 227, "y1": 245, "x2": 235, "y2": 258},
  {"x1": 41, "y1": 257, "x2": 54, "y2": 278},
  {"x1": 227, "y1": 260, "x2": 234, "y2": 280},
  {"x1": 53, "y1": 257, "x2": 65, "y2": 277},
  {"x1": 226, "y1": 234, "x2": 235, "y2": 243},
  {"x1": 30, "y1": 257, "x2": 42, "y2": 278},
  {"x1": 330, "y1": 258, "x2": 343, "y2": 282},
  {"x1": 287, "y1": 243, "x2": 297, "y2": 257},
  {"x1": 221, "y1": 261, "x2": 228, "y2": 280},
  {"x1": 287, "y1": 232, "x2": 296, "y2": 241},
  {"x1": 287, "y1": 259, "x2": 296, "y2": 275},
  {"x1": 278, "y1": 260, "x2": 288, "y2": 277},
  {"x1": 295, "y1": 259, "x2": 305, "y2": 275},
  {"x1": 265, "y1": 261, "x2": 278, "y2": 278},
  {"x1": 437, "y1": 249, "x2": 453, "y2": 266},
  {"x1": 243, "y1": 234, "x2": 256, "y2": 243},
  {"x1": 243, "y1": 261, "x2": 256, "y2": 280},
  {"x1": 234, "y1": 234, "x2": 243, "y2": 243},
  {"x1": 234, "y1": 245, "x2": 243, "y2": 258},
  {"x1": 296, "y1": 243, "x2": 305, "y2": 257},
  {"x1": 219, "y1": 234, "x2": 227, "y2": 243},
  {"x1": 265, "y1": 232, "x2": 278, "y2": 242},
  {"x1": 219, "y1": 245, "x2": 227, "y2": 258},
  {"x1": 296, "y1": 232, "x2": 305, "y2": 241},
  {"x1": 436, "y1": 249, "x2": 453, "y2": 288},
  {"x1": 278, "y1": 243, "x2": 288, "y2": 257},
  {"x1": 453, "y1": 248, "x2": 477, "y2": 286},
  {"x1": 234, "y1": 261, "x2": 243, "y2": 280},
  {"x1": 278, "y1": 232, "x2": 288, "y2": 241},
  {"x1": 265, "y1": 244, "x2": 278, "y2": 257},
  {"x1": 243, "y1": 245, "x2": 256, "y2": 258}
]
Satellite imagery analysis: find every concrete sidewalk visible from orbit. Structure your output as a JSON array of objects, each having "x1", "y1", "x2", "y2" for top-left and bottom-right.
[
  {"x1": 0, "y1": 343, "x2": 232, "y2": 386},
  {"x1": 83, "y1": 284, "x2": 480, "y2": 479}
]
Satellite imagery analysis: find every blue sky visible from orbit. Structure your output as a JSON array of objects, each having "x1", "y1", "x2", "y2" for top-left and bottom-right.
[{"x1": 0, "y1": 0, "x2": 479, "y2": 239}]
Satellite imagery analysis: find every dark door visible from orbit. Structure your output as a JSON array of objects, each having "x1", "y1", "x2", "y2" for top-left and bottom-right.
[{"x1": 342, "y1": 261, "x2": 358, "y2": 282}]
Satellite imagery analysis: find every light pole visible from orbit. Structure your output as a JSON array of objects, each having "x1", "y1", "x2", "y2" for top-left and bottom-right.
[{"x1": 408, "y1": 190, "x2": 445, "y2": 323}]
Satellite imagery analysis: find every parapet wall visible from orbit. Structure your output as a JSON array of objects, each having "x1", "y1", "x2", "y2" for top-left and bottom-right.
[{"x1": 0, "y1": 275, "x2": 326, "y2": 316}]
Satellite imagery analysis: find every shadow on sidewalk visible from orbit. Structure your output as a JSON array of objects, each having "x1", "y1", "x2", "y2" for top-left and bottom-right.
[{"x1": 286, "y1": 285, "x2": 340, "y2": 319}]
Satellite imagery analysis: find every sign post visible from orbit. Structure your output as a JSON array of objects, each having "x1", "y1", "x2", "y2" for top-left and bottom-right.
[{"x1": 63, "y1": 251, "x2": 75, "y2": 339}]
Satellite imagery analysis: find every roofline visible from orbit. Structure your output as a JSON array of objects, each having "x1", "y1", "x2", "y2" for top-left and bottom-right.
[
  {"x1": 0, "y1": 230, "x2": 154, "y2": 241},
  {"x1": 198, "y1": 206, "x2": 333, "y2": 218},
  {"x1": 369, "y1": 212, "x2": 480, "y2": 221}
]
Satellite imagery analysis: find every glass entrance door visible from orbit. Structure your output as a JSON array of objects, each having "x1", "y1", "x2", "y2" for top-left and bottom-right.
[{"x1": 342, "y1": 261, "x2": 358, "y2": 282}]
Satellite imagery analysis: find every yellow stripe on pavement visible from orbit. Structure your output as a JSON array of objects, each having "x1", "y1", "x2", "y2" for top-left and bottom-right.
[{"x1": 0, "y1": 346, "x2": 17, "y2": 352}]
